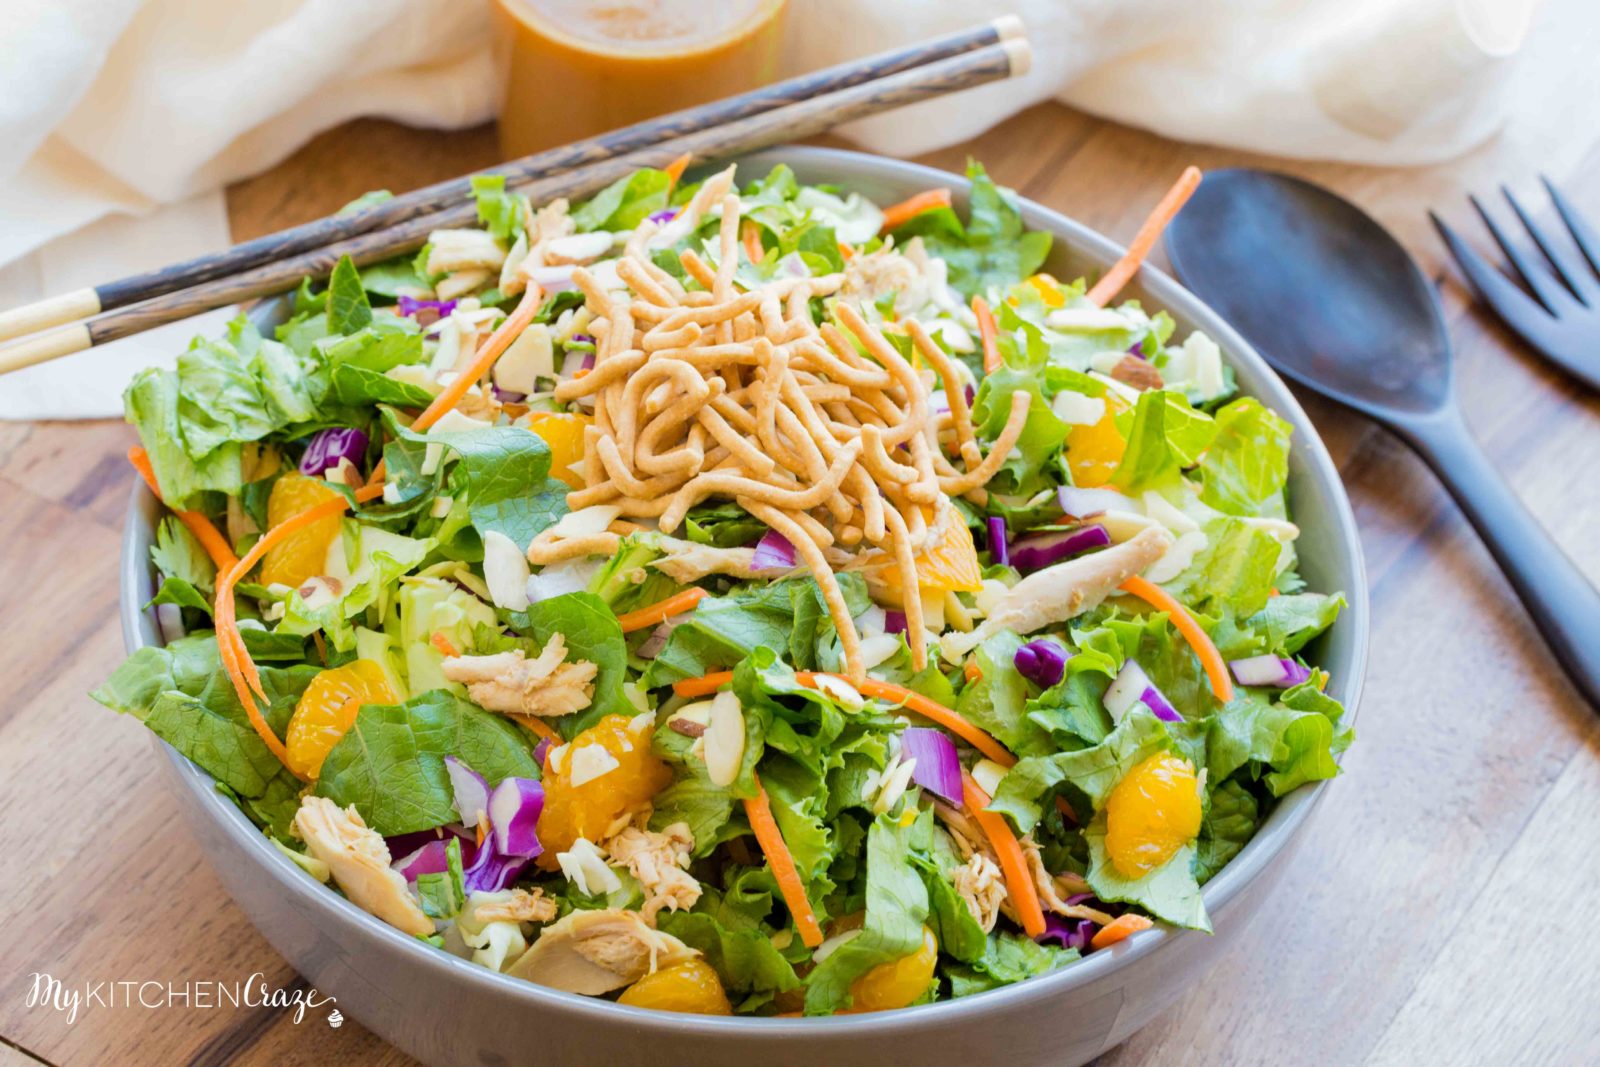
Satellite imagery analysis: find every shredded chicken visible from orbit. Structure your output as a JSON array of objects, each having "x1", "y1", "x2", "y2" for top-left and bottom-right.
[
  {"x1": 940, "y1": 525, "x2": 1174, "y2": 659},
  {"x1": 950, "y1": 852, "x2": 1007, "y2": 933},
  {"x1": 651, "y1": 535, "x2": 795, "y2": 583},
  {"x1": 293, "y1": 796, "x2": 433, "y2": 938},
  {"x1": 1022, "y1": 837, "x2": 1116, "y2": 925},
  {"x1": 505, "y1": 907, "x2": 698, "y2": 994},
  {"x1": 932, "y1": 802, "x2": 994, "y2": 864},
  {"x1": 441, "y1": 634, "x2": 597, "y2": 717},
  {"x1": 840, "y1": 237, "x2": 956, "y2": 318},
  {"x1": 474, "y1": 887, "x2": 558, "y2": 925},
  {"x1": 602, "y1": 823, "x2": 701, "y2": 920}
]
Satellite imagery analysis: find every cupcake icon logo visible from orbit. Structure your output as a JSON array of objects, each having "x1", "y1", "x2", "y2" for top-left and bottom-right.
[{"x1": 327, "y1": 1009, "x2": 344, "y2": 1029}]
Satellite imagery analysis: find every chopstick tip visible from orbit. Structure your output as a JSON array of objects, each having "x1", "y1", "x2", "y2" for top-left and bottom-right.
[
  {"x1": 992, "y1": 14, "x2": 1026, "y2": 42},
  {"x1": 1002, "y1": 36, "x2": 1033, "y2": 78}
]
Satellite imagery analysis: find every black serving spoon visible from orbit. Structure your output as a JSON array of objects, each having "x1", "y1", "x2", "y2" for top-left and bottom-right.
[{"x1": 1165, "y1": 168, "x2": 1600, "y2": 708}]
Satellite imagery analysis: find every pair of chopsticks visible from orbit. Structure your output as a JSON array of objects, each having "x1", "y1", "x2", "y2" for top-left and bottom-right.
[{"x1": 0, "y1": 17, "x2": 1030, "y2": 376}]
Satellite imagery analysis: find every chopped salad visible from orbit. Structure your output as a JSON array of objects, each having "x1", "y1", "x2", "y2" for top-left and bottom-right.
[{"x1": 94, "y1": 158, "x2": 1351, "y2": 1016}]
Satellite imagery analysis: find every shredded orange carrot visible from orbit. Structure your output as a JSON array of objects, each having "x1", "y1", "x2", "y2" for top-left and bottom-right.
[
  {"x1": 837, "y1": 240, "x2": 855, "y2": 260},
  {"x1": 614, "y1": 587, "x2": 708, "y2": 634},
  {"x1": 973, "y1": 295, "x2": 1001, "y2": 374},
  {"x1": 670, "y1": 669, "x2": 1016, "y2": 767},
  {"x1": 1119, "y1": 574, "x2": 1234, "y2": 703},
  {"x1": 1086, "y1": 166, "x2": 1203, "y2": 307},
  {"x1": 430, "y1": 631, "x2": 459, "y2": 658},
  {"x1": 672, "y1": 670, "x2": 733, "y2": 699},
  {"x1": 663, "y1": 152, "x2": 692, "y2": 192},
  {"x1": 127, "y1": 447, "x2": 238, "y2": 571},
  {"x1": 413, "y1": 286, "x2": 543, "y2": 433},
  {"x1": 1055, "y1": 794, "x2": 1078, "y2": 826},
  {"x1": 835, "y1": 675, "x2": 1015, "y2": 768},
  {"x1": 1090, "y1": 913, "x2": 1153, "y2": 950},
  {"x1": 741, "y1": 220, "x2": 764, "y2": 263},
  {"x1": 744, "y1": 772, "x2": 824, "y2": 948},
  {"x1": 878, "y1": 188, "x2": 952, "y2": 233},
  {"x1": 963, "y1": 772, "x2": 1046, "y2": 938},
  {"x1": 212, "y1": 481, "x2": 387, "y2": 779},
  {"x1": 964, "y1": 660, "x2": 983, "y2": 684}
]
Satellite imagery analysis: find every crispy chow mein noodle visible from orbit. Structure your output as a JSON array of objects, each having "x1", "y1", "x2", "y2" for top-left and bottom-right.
[{"x1": 534, "y1": 168, "x2": 1032, "y2": 681}]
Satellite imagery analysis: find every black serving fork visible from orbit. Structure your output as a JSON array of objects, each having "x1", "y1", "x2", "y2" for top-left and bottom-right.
[{"x1": 1430, "y1": 178, "x2": 1600, "y2": 391}]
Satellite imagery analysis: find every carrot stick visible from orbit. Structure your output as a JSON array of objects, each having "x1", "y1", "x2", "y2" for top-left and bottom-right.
[
  {"x1": 512, "y1": 713, "x2": 560, "y2": 743},
  {"x1": 412, "y1": 286, "x2": 543, "y2": 433},
  {"x1": 1090, "y1": 913, "x2": 1153, "y2": 950},
  {"x1": 878, "y1": 188, "x2": 952, "y2": 233},
  {"x1": 672, "y1": 670, "x2": 734, "y2": 699},
  {"x1": 127, "y1": 447, "x2": 238, "y2": 571},
  {"x1": 1054, "y1": 794, "x2": 1078, "y2": 826},
  {"x1": 430, "y1": 631, "x2": 459, "y2": 658},
  {"x1": 973, "y1": 295, "x2": 1001, "y2": 374},
  {"x1": 670, "y1": 669, "x2": 1016, "y2": 766},
  {"x1": 1118, "y1": 574, "x2": 1234, "y2": 703},
  {"x1": 663, "y1": 152, "x2": 692, "y2": 192},
  {"x1": 837, "y1": 675, "x2": 1015, "y2": 768},
  {"x1": 213, "y1": 481, "x2": 387, "y2": 778},
  {"x1": 1086, "y1": 166, "x2": 1202, "y2": 307},
  {"x1": 742, "y1": 220, "x2": 764, "y2": 263},
  {"x1": 744, "y1": 771, "x2": 824, "y2": 949},
  {"x1": 962, "y1": 772, "x2": 1046, "y2": 938},
  {"x1": 614, "y1": 587, "x2": 708, "y2": 634},
  {"x1": 963, "y1": 659, "x2": 983, "y2": 684}
]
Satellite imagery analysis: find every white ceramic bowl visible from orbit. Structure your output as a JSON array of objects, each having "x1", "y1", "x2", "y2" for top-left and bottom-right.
[{"x1": 120, "y1": 146, "x2": 1368, "y2": 1067}]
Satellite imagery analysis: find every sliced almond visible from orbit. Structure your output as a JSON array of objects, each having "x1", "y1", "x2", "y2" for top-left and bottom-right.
[
  {"x1": 482, "y1": 530, "x2": 532, "y2": 611},
  {"x1": 872, "y1": 756, "x2": 919, "y2": 815},
  {"x1": 543, "y1": 231, "x2": 616, "y2": 266},
  {"x1": 568, "y1": 744, "x2": 620, "y2": 788},
  {"x1": 703, "y1": 690, "x2": 746, "y2": 788},
  {"x1": 493, "y1": 323, "x2": 554, "y2": 395}
]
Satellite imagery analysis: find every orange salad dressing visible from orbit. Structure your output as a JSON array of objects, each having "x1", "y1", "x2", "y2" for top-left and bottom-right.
[{"x1": 493, "y1": 0, "x2": 788, "y2": 159}]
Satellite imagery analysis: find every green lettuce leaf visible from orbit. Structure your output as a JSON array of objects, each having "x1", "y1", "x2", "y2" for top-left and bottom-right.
[
  {"x1": 327, "y1": 255, "x2": 373, "y2": 334},
  {"x1": 1111, "y1": 389, "x2": 1215, "y2": 492},
  {"x1": 655, "y1": 911, "x2": 802, "y2": 997},
  {"x1": 1198, "y1": 397, "x2": 1292, "y2": 517},
  {"x1": 472, "y1": 176, "x2": 527, "y2": 243},
  {"x1": 315, "y1": 689, "x2": 539, "y2": 834},
  {"x1": 803, "y1": 810, "x2": 931, "y2": 1014},
  {"x1": 1195, "y1": 777, "x2": 1259, "y2": 881},
  {"x1": 151, "y1": 516, "x2": 216, "y2": 595},
  {"x1": 507, "y1": 592, "x2": 631, "y2": 736},
  {"x1": 945, "y1": 931, "x2": 1078, "y2": 997},
  {"x1": 891, "y1": 160, "x2": 1051, "y2": 298},
  {"x1": 955, "y1": 630, "x2": 1053, "y2": 756},
  {"x1": 1206, "y1": 671, "x2": 1348, "y2": 796},
  {"x1": 390, "y1": 416, "x2": 569, "y2": 550},
  {"x1": 572, "y1": 168, "x2": 671, "y2": 232},
  {"x1": 90, "y1": 635, "x2": 317, "y2": 797}
]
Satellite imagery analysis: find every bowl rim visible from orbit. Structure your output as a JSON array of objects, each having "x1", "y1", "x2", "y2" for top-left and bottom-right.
[{"x1": 120, "y1": 143, "x2": 1369, "y2": 1038}]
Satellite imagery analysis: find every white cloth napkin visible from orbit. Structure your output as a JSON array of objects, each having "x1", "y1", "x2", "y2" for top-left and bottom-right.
[{"x1": 0, "y1": 0, "x2": 1545, "y2": 419}]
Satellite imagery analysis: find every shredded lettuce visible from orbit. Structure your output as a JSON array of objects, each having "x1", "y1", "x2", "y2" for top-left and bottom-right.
[{"x1": 891, "y1": 160, "x2": 1052, "y2": 298}]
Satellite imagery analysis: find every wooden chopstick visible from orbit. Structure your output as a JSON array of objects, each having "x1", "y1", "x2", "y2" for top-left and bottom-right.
[
  {"x1": 0, "y1": 16, "x2": 1024, "y2": 347},
  {"x1": 0, "y1": 35, "x2": 1030, "y2": 374}
]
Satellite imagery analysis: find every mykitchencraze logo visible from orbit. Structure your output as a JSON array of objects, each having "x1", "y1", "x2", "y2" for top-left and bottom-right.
[{"x1": 25, "y1": 972, "x2": 338, "y2": 1026}]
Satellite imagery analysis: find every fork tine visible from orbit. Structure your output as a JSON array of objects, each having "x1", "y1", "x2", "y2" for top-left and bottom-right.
[
  {"x1": 1431, "y1": 211, "x2": 1555, "y2": 334},
  {"x1": 1502, "y1": 186, "x2": 1596, "y2": 305},
  {"x1": 1540, "y1": 174, "x2": 1600, "y2": 278},
  {"x1": 1468, "y1": 193, "x2": 1570, "y2": 315}
]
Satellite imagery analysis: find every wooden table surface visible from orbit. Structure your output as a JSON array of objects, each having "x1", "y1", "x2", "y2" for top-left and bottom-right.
[{"x1": 4, "y1": 17, "x2": 1599, "y2": 1065}]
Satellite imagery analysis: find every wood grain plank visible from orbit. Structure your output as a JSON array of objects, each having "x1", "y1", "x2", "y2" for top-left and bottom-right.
[{"x1": 1364, "y1": 727, "x2": 1600, "y2": 1067}]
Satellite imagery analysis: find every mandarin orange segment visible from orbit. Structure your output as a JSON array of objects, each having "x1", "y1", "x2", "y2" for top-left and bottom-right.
[
  {"x1": 526, "y1": 412, "x2": 592, "y2": 490},
  {"x1": 285, "y1": 660, "x2": 398, "y2": 779},
  {"x1": 1063, "y1": 395, "x2": 1130, "y2": 489},
  {"x1": 1104, "y1": 751, "x2": 1202, "y2": 878},
  {"x1": 259, "y1": 473, "x2": 344, "y2": 588},
  {"x1": 883, "y1": 512, "x2": 982, "y2": 594},
  {"x1": 535, "y1": 714, "x2": 671, "y2": 865},
  {"x1": 618, "y1": 959, "x2": 732, "y2": 1015},
  {"x1": 847, "y1": 925, "x2": 938, "y2": 1012}
]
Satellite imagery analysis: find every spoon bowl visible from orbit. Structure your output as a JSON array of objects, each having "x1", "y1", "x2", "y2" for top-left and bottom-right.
[
  {"x1": 1167, "y1": 167, "x2": 1600, "y2": 708},
  {"x1": 1166, "y1": 169, "x2": 1452, "y2": 416}
]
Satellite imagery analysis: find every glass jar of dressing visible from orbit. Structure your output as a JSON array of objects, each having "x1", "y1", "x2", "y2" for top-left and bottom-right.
[{"x1": 492, "y1": 0, "x2": 789, "y2": 160}]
